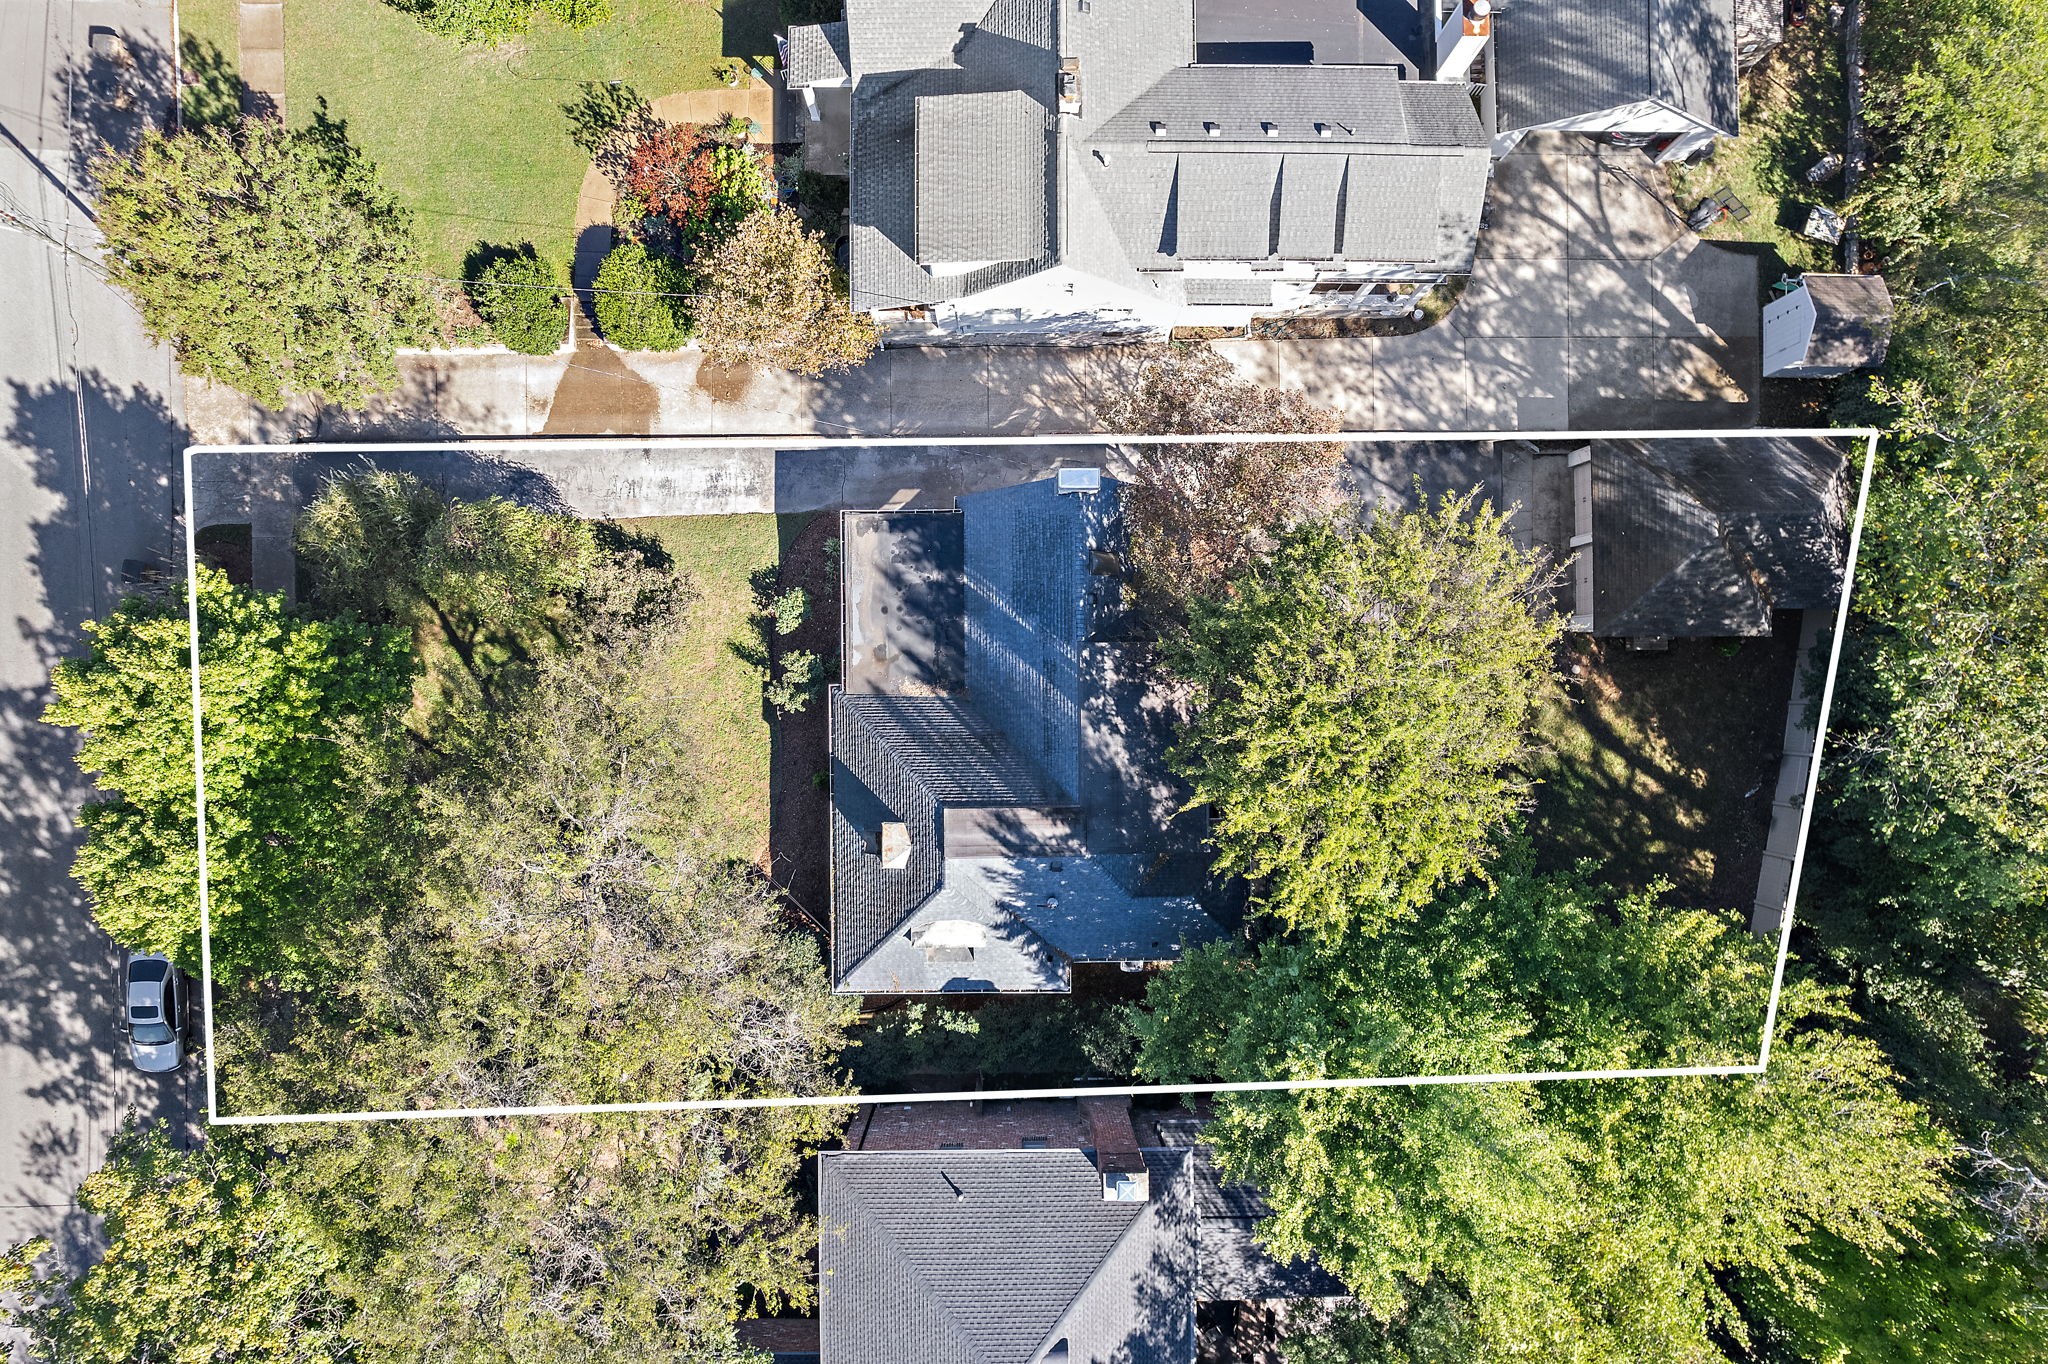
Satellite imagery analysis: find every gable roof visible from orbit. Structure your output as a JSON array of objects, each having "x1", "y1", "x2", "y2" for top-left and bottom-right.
[
  {"x1": 1495, "y1": 0, "x2": 1738, "y2": 134},
  {"x1": 1798, "y1": 273, "x2": 1894, "y2": 371},
  {"x1": 829, "y1": 480, "x2": 1220, "y2": 992},
  {"x1": 915, "y1": 90, "x2": 1051, "y2": 263},
  {"x1": 786, "y1": 21, "x2": 851, "y2": 86},
  {"x1": 1588, "y1": 437, "x2": 1848, "y2": 636},
  {"x1": 819, "y1": 1148, "x2": 1198, "y2": 1364}
]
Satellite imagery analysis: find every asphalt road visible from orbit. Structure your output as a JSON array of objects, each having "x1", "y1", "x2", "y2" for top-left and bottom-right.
[{"x1": 0, "y1": 0, "x2": 197, "y2": 1286}]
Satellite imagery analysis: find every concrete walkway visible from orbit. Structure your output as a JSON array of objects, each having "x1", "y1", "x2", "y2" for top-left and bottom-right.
[
  {"x1": 236, "y1": 0, "x2": 283, "y2": 118},
  {"x1": 182, "y1": 137, "x2": 1762, "y2": 445}
]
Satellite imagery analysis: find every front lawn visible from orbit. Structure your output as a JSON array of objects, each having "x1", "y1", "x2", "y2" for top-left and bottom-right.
[
  {"x1": 624, "y1": 514, "x2": 805, "y2": 869},
  {"x1": 284, "y1": 0, "x2": 777, "y2": 274},
  {"x1": 1670, "y1": 22, "x2": 1844, "y2": 289},
  {"x1": 1524, "y1": 628, "x2": 1803, "y2": 911}
]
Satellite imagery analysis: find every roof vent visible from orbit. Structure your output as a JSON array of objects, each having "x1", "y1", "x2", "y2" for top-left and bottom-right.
[
  {"x1": 1149, "y1": 120, "x2": 1165, "y2": 137},
  {"x1": 1261, "y1": 120, "x2": 1278, "y2": 137},
  {"x1": 1203, "y1": 120, "x2": 1221, "y2": 137},
  {"x1": 1315, "y1": 121, "x2": 1332, "y2": 138}
]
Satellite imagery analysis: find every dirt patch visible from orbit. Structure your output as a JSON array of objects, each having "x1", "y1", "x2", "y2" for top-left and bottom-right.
[
  {"x1": 695, "y1": 359, "x2": 758, "y2": 404},
  {"x1": 767, "y1": 512, "x2": 838, "y2": 928},
  {"x1": 195, "y1": 523, "x2": 253, "y2": 586},
  {"x1": 1526, "y1": 618, "x2": 1804, "y2": 911},
  {"x1": 540, "y1": 343, "x2": 659, "y2": 434}
]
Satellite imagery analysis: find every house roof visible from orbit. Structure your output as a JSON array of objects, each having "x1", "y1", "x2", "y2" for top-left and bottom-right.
[
  {"x1": 1495, "y1": 0, "x2": 1739, "y2": 135},
  {"x1": 786, "y1": 21, "x2": 851, "y2": 86},
  {"x1": 830, "y1": 480, "x2": 1219, "y2": 993},
  {"x1": 818, "y1": 1148, "x2": 1199, "y2": 1364},
  {"x1": 834, "y1": 0, "x2": 1491, "y2": 313},
  {"x1": 1149, "y1": 1116, "x2": 1352, "y2": 1302},
  {"x1": 1588, "y1": 437, "x2": 1849, "y2": 636}
]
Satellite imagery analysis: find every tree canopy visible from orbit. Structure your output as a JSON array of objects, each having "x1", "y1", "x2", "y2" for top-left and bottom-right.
[
  {"x1": 93, "y1": 119, "x2": 434, "y2": 408},
  {"x1": 1136, "y1": 854, "x2": 1954, "y2": 1362},
  {"x1": 693, "y1": 206, "x2": 877, "y2": 374},
  {"x1": 43, "y1": 570, "x2": 415, "y2": 978},
  {"x1": 1095, "y1": 345, "x2": 1345, "y2": 612},
  {"x1": 1168, "y1": 500, "x2": 1563, "y2": 937}
]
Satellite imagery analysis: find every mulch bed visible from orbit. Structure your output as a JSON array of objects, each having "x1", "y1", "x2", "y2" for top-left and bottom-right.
[{"x1": 766, "y1": 512, "x2": 838, "y2": 934}]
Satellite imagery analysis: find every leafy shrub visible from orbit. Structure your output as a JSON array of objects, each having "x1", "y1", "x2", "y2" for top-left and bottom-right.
[
  {"x1": 621, "y1": 125, "x2": 767, "y2": 238},
  {"x1": 764, "y1": 649, "x2": 824, "y2": 714},
  {"x1": 385, "y1": 0, "x2": 610, "y2": 44},
  {"x1": 849, "y1": 1000, "x2": 1136, "y2": 1088},
  {"x1": 465, "y1": 248, "x2": 568, "y2": 355},
  {"x1": 768, "y1": 587, "x2": 809, "y2": 636},
  {"x1": 590, "y1": 241, "x2": 693, "y2": 350},
  {"x1": 694, "y1": 206, "x2": 877, "y2": 374}
]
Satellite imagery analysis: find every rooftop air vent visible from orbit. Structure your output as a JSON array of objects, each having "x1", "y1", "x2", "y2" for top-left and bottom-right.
[
  {"x1": 1203, "y1": 120, "x2": 1221, "y2": 137},
  {"x1": 1149, "y1": 120, "x2": 1165, "y2": 137},
  {"x1": 1315, "y1": 121, "x2": 1332, "y2": 137},
  {"x1": 1262, "y1": 120, "x2": 1278, "y2": 137}
]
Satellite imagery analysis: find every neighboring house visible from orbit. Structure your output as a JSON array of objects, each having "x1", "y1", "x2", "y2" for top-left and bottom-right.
[
  {"x1": 1492, "y1": 0, "x2": 1739, "y2": 162},
  {"x1": 784, "y1": 0, "x2": 1495, "y2": 339},
  {"x1": 819, "y1": 1097, "x2": 1348, "y2": 1364},
  {"x1": 1762, "y1": 273, "x2": 1893, "y2": 378},
  {"x1": 1558, "y1": 436, "x2": 1849, "y2": 638},
  {"x1": 828, "y1": 474, "x2": 1223, "y2": 995}
]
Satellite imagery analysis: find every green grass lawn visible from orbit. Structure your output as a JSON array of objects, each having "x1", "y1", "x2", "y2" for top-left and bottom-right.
[
  {"x1": 177, "y1": 0, "x2": 242, "y2": 124},
  {"x1": 285, "y1": 0, "x2": 777, "y2": 274},
  {"x1": 624, "y1": 514, "x2": 806, "y2": 867},
  {"x1": 1670, "y1": 23, "x2": 1843, "y2": 290}
]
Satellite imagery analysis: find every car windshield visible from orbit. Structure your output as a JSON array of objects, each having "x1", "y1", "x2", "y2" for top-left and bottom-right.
[
  {"x1": 128, "y1": 958, "x2": 169, "y2": 983},
  {"x1": 131, "y1": 1022, "x2": 174, "y2": 1045}
]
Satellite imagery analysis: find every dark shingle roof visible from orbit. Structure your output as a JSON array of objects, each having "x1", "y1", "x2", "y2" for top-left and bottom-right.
[
  {"x1": 1149, "y1": 1118, "x2": 1352, "y2": 1304},
  {"x1": 818, "y1": 1148, "x2": 1197, "y2": 1364},
  {"x1": 1495, "y1": 0, "x2": 1738, "y2": 134},
  {"x1": 1589, "y1": 437, "x2": 1849, "y2": 636},
  {"x1": 1800, "y1": 273, "x2": 1893, "y2": 372}
]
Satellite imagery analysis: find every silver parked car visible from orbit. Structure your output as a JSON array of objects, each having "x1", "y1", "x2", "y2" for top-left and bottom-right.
[{"x1": 121, "y1": 953, "x2": 187, "y2": 1073}]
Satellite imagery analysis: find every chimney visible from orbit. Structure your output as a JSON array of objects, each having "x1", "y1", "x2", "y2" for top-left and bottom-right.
[
  {"x1": 880, "y1": 821, "x2": 911, "y2": 868},
  {"x1": 1080, "y1": 1097, "x2": 1149, "y2": 1201},
  {"x1": 1435, "y1": 0, "x2": 1491, "y2": 81}
]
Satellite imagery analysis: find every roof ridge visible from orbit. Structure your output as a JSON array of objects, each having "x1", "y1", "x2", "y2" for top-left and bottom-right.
[
  {"x1": 829, "y1": 1169, "x2": 981, "y2": 1363},
  {"x1": 1033, "y1": 1148, "x2": 1192, "y2": 1359}
]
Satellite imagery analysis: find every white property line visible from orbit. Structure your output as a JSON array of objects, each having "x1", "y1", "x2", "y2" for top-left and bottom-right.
[{"x1": 182, "y1": 428, "x2": 1882, "y2": 1126}]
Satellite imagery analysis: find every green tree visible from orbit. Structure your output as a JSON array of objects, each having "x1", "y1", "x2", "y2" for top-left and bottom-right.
[
  {"x1": 467, "y1": 247, "x2": 569, "y2": 355},
  {"x1": 693, "y1": 206, "x2": 876, "y2": 374},
  {"x1": 43, "y1": 570, "x2": 414, "y2": 977},
  {"x1": 1169, "y1": 500, "x2": 1562, "y2": 937},
  {"x1": 93, "y1": 119, "x2": 433, "y2": 408},
  {"x1": 0, "y1": 1122, "x2": 344, "y2": 1363},
  {"x1": 1094, "y1": 344, "x2": 1345, "y2": 612},
  {"x1": 591, "y1": 240, "x2": 695, "y2": 350},
  {"x1": 385, "y1": 0, "x2": 610, "y2": 44},
  {"x1": 1136, "y1": 858, "x2": 1952, "y2": 1362}
]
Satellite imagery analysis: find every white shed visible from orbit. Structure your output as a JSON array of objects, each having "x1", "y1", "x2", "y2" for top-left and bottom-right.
[{"x1": 1763, "y1": 273, "x2": 1894, "y2": 378}]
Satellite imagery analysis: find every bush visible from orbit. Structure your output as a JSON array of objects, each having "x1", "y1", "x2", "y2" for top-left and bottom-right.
[
  {"x1": 621, "y1": 125, "x2": 768, "y2": 239},
  {"x1": 465, "y1": 248, "x2": 568, "y2": 355},
  {"x1": 694, "y1": 206, "x2": 877, "y2": 374},
  {"x1": 591, "y1": 241, "x2": 693, "y2": 350},
  {"x1": 768, "y1": 587, "x2": 809, "y2": 636},
  {"x1": 386, "y1": 0, "x2": 610, "y2": 44},
  {"x1": 764, "y1": 649, "x2": 824, "y2": 714}
]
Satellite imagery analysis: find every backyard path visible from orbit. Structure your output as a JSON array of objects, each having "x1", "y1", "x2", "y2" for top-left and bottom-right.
[
  {"x1": 184, "y1": 135, "x2": 1763, "y2": 443},
  {"x1": 235, "y1": 0, "x2": 283, "y2": 117}
]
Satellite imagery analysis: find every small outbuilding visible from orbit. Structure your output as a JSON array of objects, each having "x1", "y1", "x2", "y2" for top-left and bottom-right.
[{"x1": 1762, "y1": 273, "x2": 1893, "y2": 378}]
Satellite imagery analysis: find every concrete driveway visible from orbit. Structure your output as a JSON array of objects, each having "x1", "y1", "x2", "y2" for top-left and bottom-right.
[
  {"x1": 1216, "y1": 135, "x2": 1761, "y2": 430},
  {"x1": 1, "y1": 0, "x2": 199, "y2": 1294}
]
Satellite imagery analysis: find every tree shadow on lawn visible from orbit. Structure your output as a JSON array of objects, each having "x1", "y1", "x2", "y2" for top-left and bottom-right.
[
  {"x1": 721, "y1": 0, "x2": 782, "y2": 60},
  {"x1": 1523, "y1": 620, "x2": 1804, "y2": 911}
]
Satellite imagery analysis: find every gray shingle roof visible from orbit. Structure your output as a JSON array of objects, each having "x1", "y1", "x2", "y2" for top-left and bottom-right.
[
  {"x1": 818, "y1": 1148, "x2": 1198, "y2": 1364},
  {"x1": 1175, "y1": 153, "x2": 1282, "y2": 260},
  {"x1": 1276, "y1": 153, "x2": 1346, "y2": 257},
  {"x1": 1589, "y1": 437, "x2": 1849, "y2": 636},
  {"x1": 1148, "y1": 1118, "x2": 1352, "y2": 1304},
  {"x1": 786, "y1": 21, "x2": 851, "y2": 87},
  {"x1": 915, "y1": 90, "x2": 1051, "y2": 263},
  {"x1": 1092, "y1": 64, "x2": 1488, "y2": 148},
  {"x1": 1495, "y1": 0, "x2": 1738, "y2": 134},
  {"x1": 844, "y1": 0, "x2": 990, "y2": 74}
]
